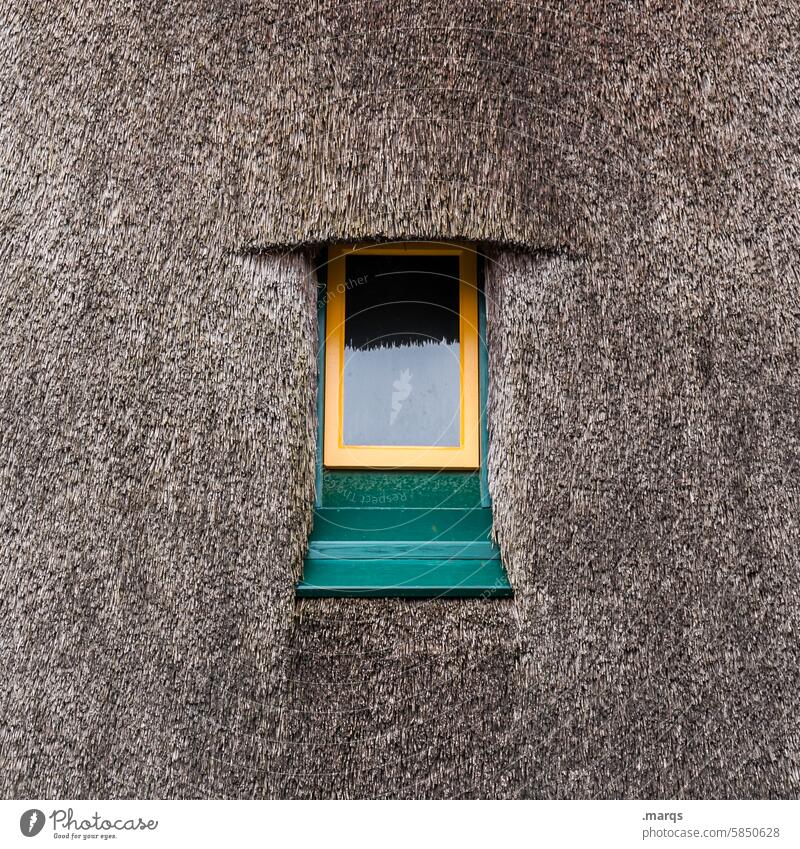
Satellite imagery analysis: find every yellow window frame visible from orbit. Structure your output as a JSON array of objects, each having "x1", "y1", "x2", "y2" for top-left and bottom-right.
[{"x1": 323, "y1": 242, "x2": 480, "y2": 469}]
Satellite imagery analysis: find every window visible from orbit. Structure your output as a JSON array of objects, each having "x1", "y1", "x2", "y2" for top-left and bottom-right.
[
  {"x1": 297, "y1": 242, "x2": 511, "y2": 599},
  {"x1": 324, "y1": 243, "x2": 479, "y2": 468}
]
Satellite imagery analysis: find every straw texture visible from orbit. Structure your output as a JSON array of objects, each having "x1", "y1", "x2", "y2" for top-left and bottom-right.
[{"x1": 1, "y1": 0, "x2": 798, "y2": 797}]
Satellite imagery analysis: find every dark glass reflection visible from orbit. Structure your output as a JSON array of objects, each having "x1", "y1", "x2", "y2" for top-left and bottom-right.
[{"x1": 342, "y1": 254, "x2": 461, "y2": 447}]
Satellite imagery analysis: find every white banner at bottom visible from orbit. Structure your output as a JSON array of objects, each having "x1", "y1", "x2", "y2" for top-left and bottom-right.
[{"x1": 1, "y1": 799, "x2": 797, "y2": 849}]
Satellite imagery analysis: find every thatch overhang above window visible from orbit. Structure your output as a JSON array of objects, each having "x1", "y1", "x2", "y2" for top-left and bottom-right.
[{"x1": 4, "y1": 0, "x2": 687, "y2": 256}]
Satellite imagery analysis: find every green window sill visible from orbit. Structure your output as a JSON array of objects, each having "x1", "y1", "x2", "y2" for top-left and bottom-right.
[{"x1": 297, "y1": 506, "x2": 512, "y2": 599}]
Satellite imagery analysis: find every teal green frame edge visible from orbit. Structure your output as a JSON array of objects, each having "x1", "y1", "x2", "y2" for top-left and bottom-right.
[
  {"x1": 299, "y1": 559, "x2": 511, "y2": 599},
  {"x1": 298, "y1": 247, "x2": 511, "y2": 599}
]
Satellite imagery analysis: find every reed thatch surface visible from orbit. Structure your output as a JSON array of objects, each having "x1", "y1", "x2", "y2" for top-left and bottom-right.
[{"x1": 1, "y1": 0, "x2": 798, "y2": 797}]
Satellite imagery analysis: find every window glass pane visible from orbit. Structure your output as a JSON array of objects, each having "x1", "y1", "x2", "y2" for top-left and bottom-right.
[{"x1": 342, "y1": 254, "x2": 461, "y2": 447}]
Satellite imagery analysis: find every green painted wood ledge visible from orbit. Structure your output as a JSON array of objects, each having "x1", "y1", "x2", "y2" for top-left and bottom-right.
[{"x1": 297, "y1": 505, "x2": 512, "y2": 599}]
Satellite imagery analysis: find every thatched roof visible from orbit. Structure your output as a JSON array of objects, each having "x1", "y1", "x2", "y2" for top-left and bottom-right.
[
  {"x1": 5, "y1": 0, "x2": 755, "y2": 253},
  {"x1": 1, "y1": 1, "x2": 798, "y2": 797}
]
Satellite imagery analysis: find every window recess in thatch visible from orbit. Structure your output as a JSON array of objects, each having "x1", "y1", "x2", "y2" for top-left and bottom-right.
[{"x1": 297, "y1": 243, "x2": 511, "y2": 599}]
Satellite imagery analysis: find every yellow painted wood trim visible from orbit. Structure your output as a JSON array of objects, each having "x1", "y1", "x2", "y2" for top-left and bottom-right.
[{"x1": 323, "y1": 243, "x2": 480, "y2": 470}]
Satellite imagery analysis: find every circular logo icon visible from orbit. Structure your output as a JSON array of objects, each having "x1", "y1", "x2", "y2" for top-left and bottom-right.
[{"x1": 20, "y1": 809, "x2": 46, "y2": 837}]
